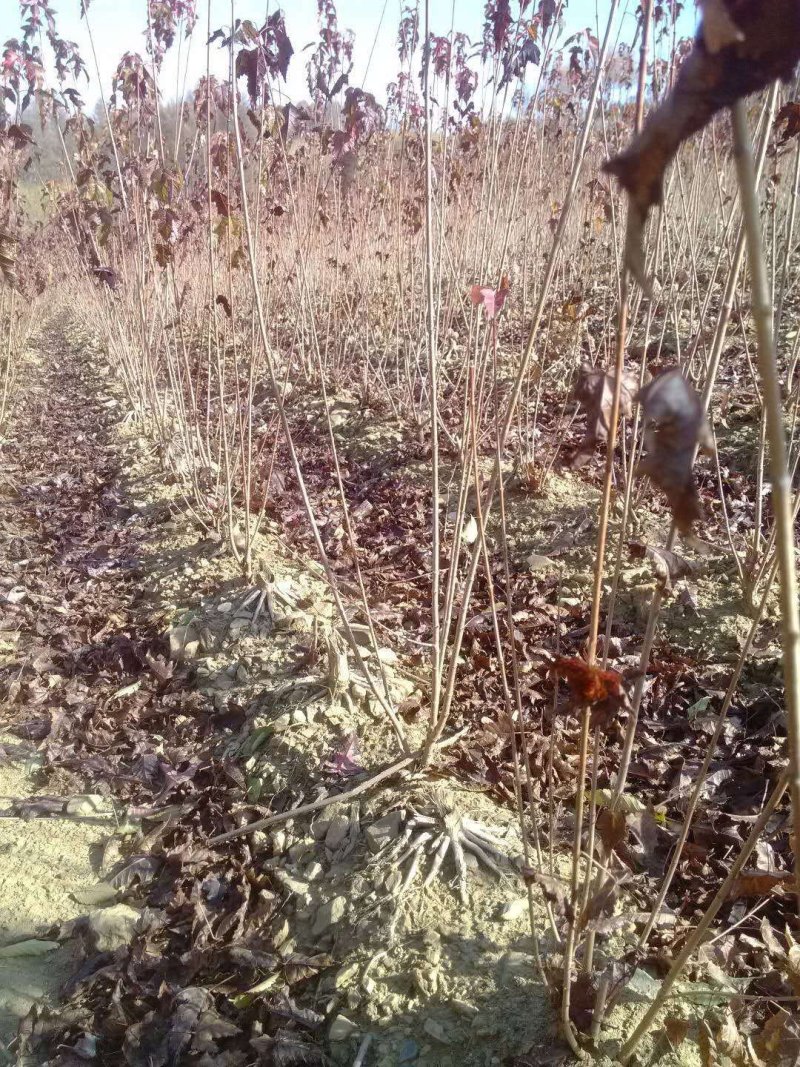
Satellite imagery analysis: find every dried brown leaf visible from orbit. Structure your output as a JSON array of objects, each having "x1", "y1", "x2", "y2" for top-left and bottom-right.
[
  {"x1": 605, "y1": 0, "x2": 800, "y2": 286},
  {"x1": 282, "y1": 952, "x2": 334, "y2": 985},
  {"x1": 568, "y1": 972, "x2": 597, "y2": 1033},
  {"x1": 522, "y1": 868, "x2": 571, "y2": 917},
  {"x1": 665, "y1": 1016, "x2": 690, "y2": 1048},
  {"x1": 572, "y1": 363, "x2": 637, "y2": 461},
  {"x1": 754, "y1": 1009, "x2": 800, "y2": 1065},
  {"x1": 0, "y1": 227, "x2": 18, "y2": 289},
  {"x1": 787, "y1": 940, "x2": 800, "y2": 994},
  {"x1": 628, "y1": 540, "x2": 697, "y2": 589},
  {"x1": 636, "y1": 370, "x2": 713, "y2": 532},
  {"x1": 596, "y1": 808, "x2": 627, "y2": 858},
  {"x1": 760, "y1": 914, "x2": 786, "y2": 958},
  {"x1": 715, "y1": 1009, "x2": 748, "y2": 1066},
  {"x1": 581, "y1": 871, "x2": 627, "y2": 935},
  {"x1": 729, "y1": 868, "x2": 794, "y2": 899}
]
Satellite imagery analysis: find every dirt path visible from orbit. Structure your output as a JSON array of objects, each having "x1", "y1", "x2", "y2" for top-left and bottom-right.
[{"x1": 0, "y1": 318, "x2": 157, "y2": 1052}]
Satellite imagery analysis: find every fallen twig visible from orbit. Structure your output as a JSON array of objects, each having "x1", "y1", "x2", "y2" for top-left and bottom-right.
[{"x1": 207, "y1": 728, "x2": 467, "y2": 846}]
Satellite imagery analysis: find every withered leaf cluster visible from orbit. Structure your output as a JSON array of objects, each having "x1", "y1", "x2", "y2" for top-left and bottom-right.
[{"x1": 572, "y1": 362, "x2": 711, "y2": 532}]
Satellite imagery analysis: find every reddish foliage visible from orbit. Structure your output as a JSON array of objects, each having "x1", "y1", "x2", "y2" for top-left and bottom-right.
[
  {"x1": 235, "y1": 11, "x2": 294, "y2": 104},
  {"x1": 470, "y1": 275, "x2": 510, "y2": 320},
  {"x1": 483, "y1": 0, "x2": 513, "y2": 58},
  {"x1": 550, "y1": 656, "x2": 623, "y2": 706},
  {"x1": 550, "y1": 656, "x2": 628, "y2": 731}
]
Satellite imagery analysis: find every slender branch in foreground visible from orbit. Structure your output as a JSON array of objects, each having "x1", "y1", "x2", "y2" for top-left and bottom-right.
[
  {"x1": 422, "y1": 0, "x2": 443, "y2": 746},
  {"x1": 730, "y1": 95, "x2": 800, "y2": 907},
  {"x1": 610, "y1": 84, "x2": 779, "y2": 808},
  {"x1": 619, "y1": 770, "x2": 789, "y2": 1063}
]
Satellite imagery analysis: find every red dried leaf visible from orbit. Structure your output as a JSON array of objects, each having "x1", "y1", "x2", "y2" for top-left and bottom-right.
[
  {"x1": 551, "y1": 656, "x2": 623, "y2": 705},
  {"x1": 550, "y1": 656, "x2": 629, "y2": 731},
  {"x1": 485, "y1": 0, "x2": 513, "y2": 57},
  {"x1": 470, "y1": 277, "x2": 510, "y2": 321},
  {"x1": 235, "y1": 12, "x2": 293, "y2": 105},
  {"x1": 776, "y1": 100, "x2": 800, "y2": 144}
]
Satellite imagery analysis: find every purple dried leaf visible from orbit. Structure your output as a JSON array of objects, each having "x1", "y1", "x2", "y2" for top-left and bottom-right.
[{"x1": 322, "y1": 731, "x2": 363, "y2": 777}]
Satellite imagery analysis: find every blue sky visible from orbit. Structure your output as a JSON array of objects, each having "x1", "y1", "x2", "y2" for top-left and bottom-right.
[{"x1": 1, "y1": 1, "x2": 697, "y2": 110}]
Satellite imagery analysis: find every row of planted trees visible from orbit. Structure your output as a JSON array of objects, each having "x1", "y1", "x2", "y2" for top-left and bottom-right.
[{"x1": 3, "y1": 0, "x2": 800, "y2": 1060}]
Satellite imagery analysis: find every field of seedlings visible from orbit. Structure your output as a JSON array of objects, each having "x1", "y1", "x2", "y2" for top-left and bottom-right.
[{"x1": 1, "y1": 1, "x2": 800, "y2": 1064}]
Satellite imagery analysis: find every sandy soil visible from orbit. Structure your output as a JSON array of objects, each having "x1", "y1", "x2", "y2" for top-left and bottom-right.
[{"x1": 0, "y1": 754, "x2": 106, "y2": 1055}]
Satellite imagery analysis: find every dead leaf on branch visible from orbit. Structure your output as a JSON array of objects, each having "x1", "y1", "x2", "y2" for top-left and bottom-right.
[
  {"x1": 571, "y1": 363, "x2": 637, "y2": 464},
  {"x1": 596, "y1": 807, "x2": 628, "y2": 862},
  {"x1": 580, "y1": 870, "x2": 627, "y2": 933},
  {"x1": 636, "y1": 369, "x2": 714, "y2": 533},
  {"x1": 604, "y1": 0, "x2": 800, "y2": 287},
  {"x1": 470, "y1": 274, "x2": 510, "y2": 320},
  {"x1": 522, "y1": 868, "x2": 572, "y2": 917}
]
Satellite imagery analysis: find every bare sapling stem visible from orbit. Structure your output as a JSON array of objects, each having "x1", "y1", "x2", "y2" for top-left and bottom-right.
[
  {"x1": 564, "y1": 0, "x2": 652, "y2": 1015},
  {"x1": 611, "y1": 84, "x2": 779, "y2": 809},
  {"x1": 730, "y1": 96, "x2": 800, "y2": 906},
  {"x1": 422, "y1": 0, "x2": 443, "y2": 749},
  {"x1": 423, "y1": 0, "x2": 621, "y2": 767},
  {"x1": 228, "y1": 2, "x2": 407, "y2": 751}
]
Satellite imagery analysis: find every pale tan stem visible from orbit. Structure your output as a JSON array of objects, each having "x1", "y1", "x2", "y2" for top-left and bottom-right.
[
  {"x1": 731, "y1": 97, "x2": 800, "y2": 907},
  {"x1": 620, "y1": 771, "x2": 789, "y2": 1063}
]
